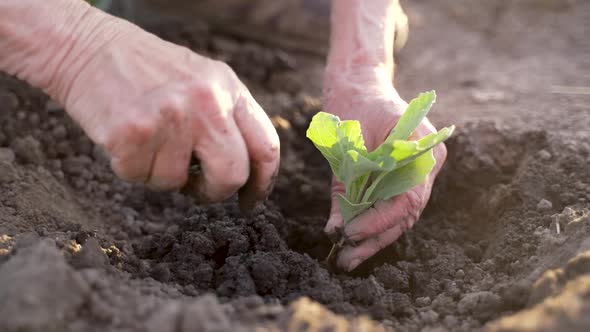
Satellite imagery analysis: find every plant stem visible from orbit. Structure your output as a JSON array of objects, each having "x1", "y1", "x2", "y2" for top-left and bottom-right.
[
  {"x1": 325, "y1": 237, "x2": 346, "y2": 263},
  {"x1": 350, "y1": 174, "x2": 370, "y2": 203},
  {"x1": 326, "y1": 243, "x2": 338, "y2": 263},
  {"x1": 361, "y1": 171, "x2": 387, "y2": 202}
]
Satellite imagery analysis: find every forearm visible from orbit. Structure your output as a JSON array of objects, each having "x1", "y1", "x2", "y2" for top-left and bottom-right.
[
  {"x1": 0, "y1": 0, "x2": 122, "y2": 104},
  {"x1": 326, "y1": 0, "x2": 396, "y2": 78}
]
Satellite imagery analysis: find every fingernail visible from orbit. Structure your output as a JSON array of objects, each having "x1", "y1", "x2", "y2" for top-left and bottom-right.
[
  {"x1": 324, "y1": 216, "x2": 337, "y2": 234},
  {"x1": 348, "y1": 259, "x2": 362, "y2": 271}
]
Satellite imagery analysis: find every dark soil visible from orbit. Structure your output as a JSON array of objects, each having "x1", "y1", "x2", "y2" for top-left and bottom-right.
[{"x1": 0, "y1": 0, "x2": 589, "y2": 331}]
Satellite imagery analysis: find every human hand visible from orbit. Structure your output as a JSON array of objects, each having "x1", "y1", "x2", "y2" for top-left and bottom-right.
[
  {"x1": 323, "y1": 66, "x2": 447, "y2": 271},
  {"x1": 55, "y1": 8, "x2": 279, "y2": 208}
]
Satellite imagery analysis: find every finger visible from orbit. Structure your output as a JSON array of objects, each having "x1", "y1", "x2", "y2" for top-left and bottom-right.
[
  {"x1": 337, "y1": 224, "x2": 405, "y2": 271},
  {"x1": 344, "y1": 184, "x2": 430, "y2": 242},
  {"x1": 108, "y1": 115, "x2": 161, "y2": 183},
  {"x1": 146, "y1": 99, "x2": 193, "y2": 191},
  {"x1": 324, "y1": 178, "x2": 346, "y2": 235},
  {"x1": 111, "y1": 150, "x2": 155, "y2": 183},
  {"x1": 233, "y1": 92, "x2": 280, "y2": 211},
  {"x1": 184, "y1": 86, "x2": 250, "y2": 202}
]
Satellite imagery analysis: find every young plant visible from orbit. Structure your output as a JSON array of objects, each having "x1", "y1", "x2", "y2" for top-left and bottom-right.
[{"x1": 306, "y1": 91, "x2": 454, "y2": 260}]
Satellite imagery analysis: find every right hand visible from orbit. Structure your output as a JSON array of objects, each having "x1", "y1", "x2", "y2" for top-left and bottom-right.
[
  {"x1": 322, "y1": 66, "x2": 447, "y2": 271},
  {"x1": 59, "y1": 9, "x2": 280, "y2": 208}
]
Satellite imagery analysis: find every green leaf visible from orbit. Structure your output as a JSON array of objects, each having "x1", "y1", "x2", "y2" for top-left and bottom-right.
[
  {"x1": 365, "y1": 151, "x2": 436, "y2": 203},
  {"x1": 387, "y1": 91, "x2": 436, "y2": 141},
  {"x1": 341, "y1": 150, "x2": 389, "y2": 180},
  {"x1": 337, "y1": 194, "x2": 373, "y2": 224},
  {"x1": 367, "y1": 91, "x2": 437, "y2": 167},
  {"x1": 306, "y1": 112, "x2": 367, "y2": 182},
  {"x1": 348, "y1": 173, "x2": 371, "y2": 203},
  {"x1": 390, "y1": 126, "x2": 455, "y2": 166}
]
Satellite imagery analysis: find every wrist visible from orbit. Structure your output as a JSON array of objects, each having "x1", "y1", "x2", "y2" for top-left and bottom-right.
[
  {"x1": 322, "y1": 64, "x2": 406, "y2": 125},
  {"x1": 323, "y1": 65, "x2": 397, "y2": 101},
  {"x1": 0, "y1": 0, "x2": 125, "y2": 104},
  {"x1": 326, "y1": 0, "x2": 396, "y2": 79}
]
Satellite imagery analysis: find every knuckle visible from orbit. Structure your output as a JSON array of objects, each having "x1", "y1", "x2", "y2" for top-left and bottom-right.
[
  {"x1": 191, "y1": 85, "x2": 226, "y2": 119},
  {"x1": 125, "y1": 119, "x2": 157, "y2": 143},
  {"x1": 103, "y1": 122, "x2": 154, "y2": 156},
  {"x1": 195, "y1": 84, "x2": 218, "y2": 102},
  {"x1": 402, "y1": 191, "x2": 422, "y2": 230},
  {"x1": 159, "y1": 97, "x2": 186, "y2": 128},
  {"x1": 258, "y1": 139, "x2": 280, "y2": 164},
  {"x1": 374, "y1": 209, "x2": 393, "y2": 234},
  {"x1": 404, "y1": 190, "x2": 422, "y2": 213}
]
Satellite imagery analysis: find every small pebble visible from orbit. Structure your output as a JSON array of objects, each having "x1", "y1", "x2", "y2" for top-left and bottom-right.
[
  {"x1": 52, "y1": 125, "x2": 68, "y2": 140},
  {"x1": 419, "y1": 309, "x2": 440, "y2": 324},
  {"x1": 445, "y1": 281, "x2": 461, "y2": 299},
  {"x1": 537, "y1": 199, "x2": 553, "y2": 211},
  {"x1": 28, "y1": 113, "x2": 41, "y2": 126},
  {"x1": 458, "y1": 291, "x2": 501, "y2": 320},
  {"x1": 16, "y1": 110, "x2": 27, "y2": 120},
  {"x1": 53, "y1": 170, "x2": 65, "y2": 180},
  {"x1": 443, "y1": 315, "x2": 459, "y2": 328},
  {"x1": 0, "y1": 148, "x2": 16, "y2": 164},
  {"x1": 74, "y1": 178, "x2": 86, "y2": 190},
  {"x1": 416, "y1": 296, "x2": 432, "y2": 307},
  {"x1": 10, "y1": 136, "x2": 44, "y2": 165},
  {"x1": 536, "y1": 149, "x2": 552, "y2": 160},
  {"x1": 455, "y1": 269, "x2": 465, "y2": 278}
]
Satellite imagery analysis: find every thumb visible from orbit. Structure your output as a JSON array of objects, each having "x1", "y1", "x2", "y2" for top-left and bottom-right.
[{"x1": 325, "y1": 178, "x2": 345, "y2": 235}]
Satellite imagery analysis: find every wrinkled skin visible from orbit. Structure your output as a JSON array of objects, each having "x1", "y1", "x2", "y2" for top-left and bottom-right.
[
  {"x1": 0, "y1": 0, "x2": 280, "y2": 209},
  {"x1": 64, "y1": 21, "x2": 280, "y2": 208}
]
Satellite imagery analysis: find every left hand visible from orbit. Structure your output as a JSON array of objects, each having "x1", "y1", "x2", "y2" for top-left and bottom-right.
[{"x1": 322, "y1": 66, "x2": 448, "y2": 271}]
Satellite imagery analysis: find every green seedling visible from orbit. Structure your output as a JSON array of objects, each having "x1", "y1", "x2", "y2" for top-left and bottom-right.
[{"x1": 306, "y1": 91, "x2": 454, "y2": 262}]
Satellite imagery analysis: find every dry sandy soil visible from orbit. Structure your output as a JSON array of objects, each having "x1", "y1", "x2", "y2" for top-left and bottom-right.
[{"x1": 0, "y1": 0, "x2": 589, "y2": 331}]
